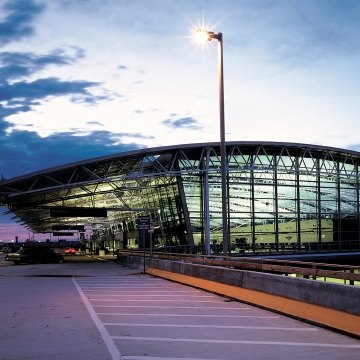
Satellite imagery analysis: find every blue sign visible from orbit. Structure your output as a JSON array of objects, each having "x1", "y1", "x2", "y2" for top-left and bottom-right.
[{"x1": 137, "y1": 216, "x2": 150, "y2": 230}]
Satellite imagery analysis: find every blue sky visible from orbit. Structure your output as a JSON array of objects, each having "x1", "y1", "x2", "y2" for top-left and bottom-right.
[{"x1": 1, "y1": 0, "x2": 360, "y2": 241}]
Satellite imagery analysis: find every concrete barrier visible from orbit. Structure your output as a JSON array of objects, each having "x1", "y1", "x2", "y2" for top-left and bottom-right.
[
  {"x1": 118, "y1": 255, "x2": 360, "y2": 315},
  {"x1": 118, "y1": 254, "x2": 360, "y2": 336}
]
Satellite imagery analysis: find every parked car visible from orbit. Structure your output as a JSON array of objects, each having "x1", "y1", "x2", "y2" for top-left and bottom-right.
[
  {"x1": 63, "y1": 247, "x2": 77, "y2": 255},
  {"x1": 5, "y1": 247, "x2": 64, "y2": 265},
  {"x1": 1, "y1": 246, "x2": 20, "y2": 254}
]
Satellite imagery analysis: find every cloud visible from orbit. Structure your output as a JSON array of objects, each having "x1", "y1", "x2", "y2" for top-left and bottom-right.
[
  {"x1": 0, "y1": 0, "x2": 44, "y2": 46},
  {"x1": 0, "y1": 49, "x2": 83, "y2": 83},
  {"x1": 347, "y1": 143, "x2": 360, "y2": 153},
  {"x1": 0, "y1": 49, "x2": 102, "y2": 123},
  {"x1": 0, "y1": 1, "x2": 148, "y2": 183},
  {"x1": 87, "y1": 120, "x2": 103, "y2": 126},
  {"x1": 0, "y1": 129, "x2": 148, "y2": 179},
  {"x1": 1, "y1": 77, "x2": 98, "y2": 101},
  {"x1": 162, "y1": 116, "x2": 202, "y2": 130},
  {"x1": 0, "y1": 1, "x2": 103, "y2": 122},
  {"x1": 0, "y1": 77, "x2": 100, "y2": 126}
]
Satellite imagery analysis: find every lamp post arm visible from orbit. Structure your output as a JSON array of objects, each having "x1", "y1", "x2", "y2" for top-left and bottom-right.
[
  {"x1": 193, "y1": 29, "x2": 229, "y2": 256},
  {"x1": 217, "y1": 33, "x2": 229, "y2": 256}
]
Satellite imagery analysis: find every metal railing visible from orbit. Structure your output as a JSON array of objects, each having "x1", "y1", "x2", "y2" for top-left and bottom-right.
[
  {"x1": 117, "y1": 249, "x2": 360, "y2": 286},
  {"x1": 130, "y1": 240, "x2": 360, "y2": 256}
]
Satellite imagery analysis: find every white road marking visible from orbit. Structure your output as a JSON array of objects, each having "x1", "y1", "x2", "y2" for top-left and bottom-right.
[
  {"x1": 103, "y1": 322, "x2": 316, "y2": 331},
  {"x1": 79, "y1": 286, "x2": 179, "y2": 289},
  {"x1": 92, "y1": 305, "x2": 252, "y2": 309},
  {"x1": 82, "y1": 290, "x2": 204, "y2": 293},
  {"x1": 72, "y1": 278, "x2": 121, "y2": 360},
  {"x1": 75, "y1": 276, "x2": 360, "y2": 357},
  {"x1": 80, "y1": 283, "x2": 168, "y2": 290},
  {"x1": 78, "y1": 282, "x2": 166, "y2": 285},
  {"x1": 88, "y1": 299, "x2": 231, "y2": 303},
  {"x1": 111, "y1": 336, "x2": 360, "y2": 348},
  {"x1": 97, "y1": 312, "x2": 277, "y2": 318},
  {"x1": 77, "y1": 279, "x2": 164, "y2": 282},
  {"x1": 121, "y1": 357, "x2": 222, "y2": 360},
  {"x1": 85, "y1": 294, "x2": 215, "y2": 297}
]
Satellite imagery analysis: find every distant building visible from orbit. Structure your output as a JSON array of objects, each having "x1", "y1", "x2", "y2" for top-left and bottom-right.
[{"x1": 1, "y1": 142, "x2": 360, "y2": 255}]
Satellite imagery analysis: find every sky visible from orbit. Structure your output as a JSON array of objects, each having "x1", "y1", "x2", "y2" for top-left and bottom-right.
[{"x1": 1, "y1": 0, "x2": 360, "y2": 241}]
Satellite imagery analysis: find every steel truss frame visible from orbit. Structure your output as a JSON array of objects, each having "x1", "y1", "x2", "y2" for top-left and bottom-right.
[{"x1": 1, "y1": 142, "x2": 360, "y2": 248}]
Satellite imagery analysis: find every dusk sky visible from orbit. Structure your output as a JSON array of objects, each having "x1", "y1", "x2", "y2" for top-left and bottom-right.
[{"x1": 1, "y1": 0, "x2": 360, "y2": 241}]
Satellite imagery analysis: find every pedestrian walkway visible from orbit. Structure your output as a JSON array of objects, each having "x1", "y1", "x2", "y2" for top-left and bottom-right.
[
  {"x1": 74, "y1": 273, "x2": 360, "y2": 360},
  {"x1": 1, "y1": 255, "x2": 360, "y2": 360}
]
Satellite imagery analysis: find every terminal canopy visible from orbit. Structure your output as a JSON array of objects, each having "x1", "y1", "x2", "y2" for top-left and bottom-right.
[{"x1": 1, "y1": 141, "x2": 360, "y2": 249}]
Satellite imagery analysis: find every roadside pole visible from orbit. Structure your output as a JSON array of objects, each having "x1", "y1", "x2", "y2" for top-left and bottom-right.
[
  {"x1": 136, "y1": 216, "x2": 151, "y2": 274},
  {"x1": 149, "y1": 225, "x2": 154, "y2": 266}
]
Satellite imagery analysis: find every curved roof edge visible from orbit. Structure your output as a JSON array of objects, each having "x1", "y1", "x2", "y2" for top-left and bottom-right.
[{"x1": 2, "y1": 141, "x2": 360, "y2": 184}]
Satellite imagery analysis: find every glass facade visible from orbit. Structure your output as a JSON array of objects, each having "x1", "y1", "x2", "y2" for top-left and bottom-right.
[
  {"x1": 179, "y1": 144, "x2": 360, "y2": 254},
  {"x1": 1, "y1": 142, "x2": 360, "y2": 255}
]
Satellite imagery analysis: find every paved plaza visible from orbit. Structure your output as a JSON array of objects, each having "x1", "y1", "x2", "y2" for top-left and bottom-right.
[{"x1": 1, "y1": 254, "x2": 360, "y2": 360}]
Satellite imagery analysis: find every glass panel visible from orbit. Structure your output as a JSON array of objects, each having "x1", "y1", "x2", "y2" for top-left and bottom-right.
[
  {"x1": 228, "y1": 154, "x2": 250, "y2": 167},
  {"x1": 277, "y1": 155, "x2": 295, "y2": 170},
  {"x1": 320, "y1": 159, "x2": 337, "y2": 174},
  {"x1": 253, "y1": 154, "x2": 273, "y2": 167},
  {"x1": 320, "y1": 177, "x2": 337, "y2": 187},
  {"x1": 340, "y1": 162, "x2": 356, "y2": 176},
  {"x1": 180, "y1": 146, "x2": 360, "y2": 253},
  {"x1": 298, "y1": 157, "x2": 316, "y2": 172},
  {"x1": 300, "y1": 218, "x2": 319, "y2": 243},
  {"x1": 299, "y1": 173, "x2": 317, "y2": 183}
]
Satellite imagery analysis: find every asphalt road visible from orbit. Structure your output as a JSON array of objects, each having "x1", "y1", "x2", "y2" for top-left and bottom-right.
[{"x1": 1, "y1": 253, "x2": 360, "y2": 360}]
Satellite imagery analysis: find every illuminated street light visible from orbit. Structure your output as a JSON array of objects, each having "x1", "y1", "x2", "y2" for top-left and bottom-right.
[{"x1": 194, "y1": 28, "x2": 229, "y2": 256}]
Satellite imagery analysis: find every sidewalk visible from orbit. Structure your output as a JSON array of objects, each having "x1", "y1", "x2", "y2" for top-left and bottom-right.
[{"x1": 1, "y1": 255, "x2": 360, "y2": 360}]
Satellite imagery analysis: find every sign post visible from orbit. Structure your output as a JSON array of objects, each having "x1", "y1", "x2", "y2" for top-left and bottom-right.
[
  {"x1": 137, "y1": 216, "x2": 151, "y2": 230},
  {"x1": 137, "y1": 216, "x2": 151, "y2": 274},
  {"x1": 148, "y1": 225, "x2": 154, "y2": 258}
]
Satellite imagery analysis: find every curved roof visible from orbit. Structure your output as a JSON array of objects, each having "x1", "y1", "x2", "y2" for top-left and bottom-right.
[
  {"x1": 2, "y1": 141, "x2": 360, "y2": 184},
  {"x1": 1, "y1": 141, "x2": 359, "y2": 233}
]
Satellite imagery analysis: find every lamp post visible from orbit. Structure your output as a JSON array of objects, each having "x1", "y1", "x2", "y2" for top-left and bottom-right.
[{"x1": 195, "y1": 29, "x2": 229, "y2": 255}]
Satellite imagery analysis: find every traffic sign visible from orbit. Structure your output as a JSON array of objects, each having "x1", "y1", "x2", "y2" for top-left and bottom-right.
[{"x1": 137, "y1": 216, "x2": 150, "y2": 230}]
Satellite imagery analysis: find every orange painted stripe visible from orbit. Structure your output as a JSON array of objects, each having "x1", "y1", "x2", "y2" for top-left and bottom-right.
[{"x1": 147, "y1": 267, "x2": 360, "y2": 337}]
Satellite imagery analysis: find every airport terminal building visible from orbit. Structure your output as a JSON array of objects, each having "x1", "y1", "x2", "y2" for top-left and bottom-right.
[{"x1": 1, "y1": 141, "x2": 360, "y2": 255}]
